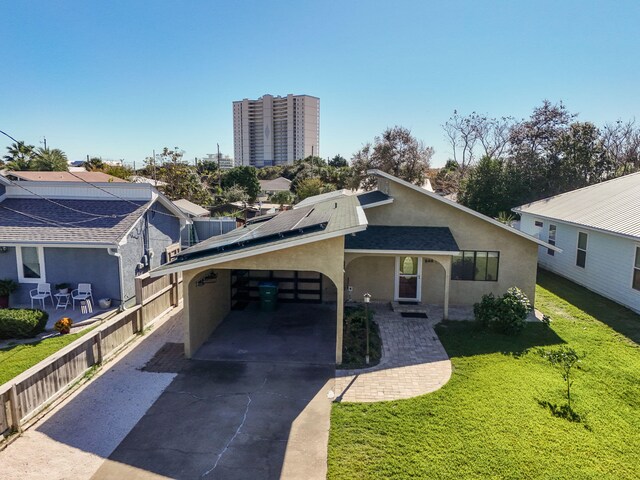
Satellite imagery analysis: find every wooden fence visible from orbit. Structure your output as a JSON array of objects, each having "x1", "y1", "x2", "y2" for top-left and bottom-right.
[{"x1": 0, "y1": 272, "x2": 182, "y2": 438}]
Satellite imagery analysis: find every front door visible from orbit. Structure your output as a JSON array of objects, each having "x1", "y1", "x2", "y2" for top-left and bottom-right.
[{"x1": 395, "y1": 256, "x2": 422, "y2": 302}]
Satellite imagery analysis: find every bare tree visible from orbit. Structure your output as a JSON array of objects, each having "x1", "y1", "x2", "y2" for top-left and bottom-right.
[
  {"x1": 601, "y1": 119, "x2": 640, "y2": 176},
  {"x1": 443, "y1": 111, "x2": 514, "y2": 172}
]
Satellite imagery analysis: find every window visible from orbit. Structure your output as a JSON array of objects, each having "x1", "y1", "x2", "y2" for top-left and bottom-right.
[
  {"x1": 633, "y1": 247, "x2": 640, "y2": 291},
  {"x1": 451, "y1": 251, "x2": 499, "y2": 281},
  {"x1": 576, "y1": 232, "x2": 588, "y2": 268},
  {"x1": 16, "y1": 246, "x2": 46, "y2": 283},
  {"x1": 547, "y1": 224, "x2": 557, "y2": 256},
  {"x1": 534, "y1": 220, "x2": 544, "y2": 228}
]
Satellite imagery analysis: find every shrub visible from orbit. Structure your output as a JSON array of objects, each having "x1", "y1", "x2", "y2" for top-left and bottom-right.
[
  {"x1": 54, "y1": 317, "x2": 73, "y2": 334},
  {"x1": 340, "y1": 307, "x2": 382, "y2": 368},
  {"x1": 0, "y1": 309, "x2": 49, "y2": 339},
  {"x1": 474, "y1": 287, "x2": 532, "y2": 335}
]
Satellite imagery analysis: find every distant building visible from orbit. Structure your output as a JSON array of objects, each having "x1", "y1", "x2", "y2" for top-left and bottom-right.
[
  {"x1": 233, "y1": 94, "x2": 319, "y2": 168},
  {"x1": 201, "y1": 153, "x2": 234, "y2": 170}
]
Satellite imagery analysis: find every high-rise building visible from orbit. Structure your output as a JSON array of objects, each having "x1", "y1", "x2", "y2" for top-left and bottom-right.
[{"x1": 233, "y1": 94, "x2": 319, "y2": 167}]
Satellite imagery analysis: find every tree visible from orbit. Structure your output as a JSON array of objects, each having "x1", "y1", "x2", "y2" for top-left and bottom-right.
[
  {"x1": 104, "y1": 164, "x2": 134, "y2": 180},
  {"x1": 147, "y1": 147, "x2": 213, "y2": 206},
  {"x1": 554, "y1": 122, "x2": 605, "y2": 192},
  {"x1": 3, "y1": 141, "x2": 35, "y2": 170},
  {"x1": 269, "y1": 190, "x2": 293, "y2": 207},
  {"x1": 295, "y1": 177, "x2": 335, "y2": 201},
  {"x1": 351, "y1": 126, "x2": 434, "y2": 190},
  {"x1": 329, "y1": 154, "x2": 348, "y2": 168},
  {"x1": 539, "y1": 346, "x2": 584, "y2": 409},
  {"x1": 601, "y1": 120, "x2": 640, "y2": 176},
  {"x1": 221, "y1": 166, "x2": 261, "y2": 203},
  {"x1": 31, "y1": 148, "x2": 68, "y2": 171},
  {"x1": 220, "y1": 185, "x2": 249, "y2": 204},
  {"x1": 84, "y1": 157, "x2": 105, "y2": 171},
  {"x1": 458, "y1": 156, "x2": 514, "y2": 218}
]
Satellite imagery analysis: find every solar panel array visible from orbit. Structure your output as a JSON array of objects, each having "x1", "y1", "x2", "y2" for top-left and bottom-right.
[{"x1": 176, "y1": 205, "x2": 329, "y2": 261}]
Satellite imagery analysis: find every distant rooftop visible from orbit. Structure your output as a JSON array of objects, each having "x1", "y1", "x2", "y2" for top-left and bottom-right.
[{"x1": 4, "y1": 171, "x2": 127, "y2": 183}]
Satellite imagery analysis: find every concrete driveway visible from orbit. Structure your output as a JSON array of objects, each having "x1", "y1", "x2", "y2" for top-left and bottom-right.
[{"x1": 92, "y1": 304, "x2": 336, "y2": 480}]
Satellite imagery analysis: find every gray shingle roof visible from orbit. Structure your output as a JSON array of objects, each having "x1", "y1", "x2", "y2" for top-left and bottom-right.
[
  {"x1": 0, "y1": 198, "x2": 148, "y2": 245},
  {"x1": 345, "y1": 226, "x2": 459, "y2": 252},
  {"x1": 356, "y1": 190, "x2": 391, "y2": 207},
  {"x1": 513, "y1": 172, "x2": 640, "y2": 239},
  {"x1": 259, "y1": 177, "x2": 291, "y2": 191}
]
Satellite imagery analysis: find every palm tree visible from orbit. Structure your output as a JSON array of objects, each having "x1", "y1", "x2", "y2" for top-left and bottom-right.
[
  {"x1": 3, "y1": 141, "x2": 35, "y2": 170},
  {"x1": 31, "y1": 147, "x2": 69, "y2": 171}
]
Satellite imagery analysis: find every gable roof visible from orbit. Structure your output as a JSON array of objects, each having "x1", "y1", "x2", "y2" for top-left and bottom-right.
[
  {"x1": 173, "y1": 198, "x2": 210, "y2": 217},
  {"x1": 0, "y1": 198, "x2": 148, "y2": 246},
  {"x1": 368, "y1": 169, "x2": 560, "y2": 251},
  {"x1": 259, "y1": 177, "x2": 291, "y2": 191},
  {"x1": 345, "y1": 226, "x2": 459, "y2": 253},
  {"x1": 5, "y1": 171, "x2": 127, "y2": 183},
  {"x1": 151, "y1": 195, "x2": 367, "y2": 276},
  {"x1": 356, "y1": 190, "x2": 393, "y2": 208},
  {"x1": 513, "y1": 172, "x2": 640, "y2": 240},
  {"x1": 294, "y1": 189, "x2": 353, "y2": 209}
]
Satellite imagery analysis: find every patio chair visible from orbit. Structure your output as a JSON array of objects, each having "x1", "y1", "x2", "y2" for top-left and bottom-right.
[
  {"x1": 72, "y1": 283, "x2": 93, "y2": 310},
  {"x1": 30, "y1": 283, "x2": 53, "y2": 309}
]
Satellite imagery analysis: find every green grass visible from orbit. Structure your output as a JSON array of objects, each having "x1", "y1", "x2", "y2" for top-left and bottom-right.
[
  {"x1": 0, "y1": 328, "x2": 96, "y2": 385},
  {"x1": 328, "y1": 270, "x2": 640, "y2": 479}
]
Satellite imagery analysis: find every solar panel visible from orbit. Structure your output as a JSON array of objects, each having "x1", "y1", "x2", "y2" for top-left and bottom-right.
[{"x1": 176, "y1": 205, "x2": 330, "y2": 261}]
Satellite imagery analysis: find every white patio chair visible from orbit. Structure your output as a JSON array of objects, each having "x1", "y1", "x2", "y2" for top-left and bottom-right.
[
  {"x1": 72, "y1": 283, "x2": 93, "y2": 310},
  {"x1": 30, "y1": 283, "x2": 53, "y2": 309}
]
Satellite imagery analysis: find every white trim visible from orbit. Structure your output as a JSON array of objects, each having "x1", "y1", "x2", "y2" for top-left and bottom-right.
[
  {"x1": 0, "y1": 241, "x2": 116, "y2": 248},
  {"x1": 356, "y1": 205, "x2": 368, "y2": 227},
  {"x1": 360, "y1": 198, "x2": 394, "y2": 209},
  {"x1": 16, "y1": 245, "x2": 46, "y2": 284},
  {"x1": 368, "y1": 169, "x2": 562, "y2": 252},
  {"x1": 394, "y1": 255, "x2": 422, "y2": 302},
  {"x1": 513, "y1": 210, "x2": 640, "y2": 243},
  {"x1": 345, "y1": 249, "x2": 459, "y2": 256},
  {"x1": 576, "y1": 230, "x2": 588, "y2": 269},
  {"x1": 149, "y1": 225, "x2": 367, "y2": 277}
]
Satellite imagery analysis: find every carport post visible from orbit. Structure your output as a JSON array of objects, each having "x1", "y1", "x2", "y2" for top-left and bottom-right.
[{"x1": 336, "y1": 282, "x2": 344, "y2": 364}]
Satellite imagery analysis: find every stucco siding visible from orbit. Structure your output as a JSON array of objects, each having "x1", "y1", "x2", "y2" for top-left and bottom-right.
[
  {"x1": 520, "y1": 213, "x2": 640, "y2": 313},
  {"x1": 184, "y1": 269, "x2": 231, "y2": 357},
  {"x1": 363, "y1": 180, "x2": 539, "y2": 304}
]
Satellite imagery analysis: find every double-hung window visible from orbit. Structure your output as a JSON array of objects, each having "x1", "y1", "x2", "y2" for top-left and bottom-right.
[
  {"x1": 16, "y1": 246, "x2": 46, "y2": 283},
  {"x1": 576, "y1": 232, "x2": 588, "y2": 268},
  {"x1": 633, "y1": 247, "x2": 640, "y2": 291}
]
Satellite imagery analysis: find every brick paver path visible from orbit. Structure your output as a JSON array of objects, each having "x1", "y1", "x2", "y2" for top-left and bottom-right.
[{"x1": 333, "y1": 305, "x2": 452, "y2": 403}]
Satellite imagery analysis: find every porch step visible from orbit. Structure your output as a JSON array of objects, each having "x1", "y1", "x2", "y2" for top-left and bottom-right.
[{"x1": 390, "y1": 301, "x2": 429, "y2": 314}]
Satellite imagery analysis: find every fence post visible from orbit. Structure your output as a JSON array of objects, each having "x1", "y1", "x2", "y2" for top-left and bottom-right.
[
  {"x1": 8, "y1": 384, "x2": 21, "y2": 433},
  {"x1": 96, "y1": 330, "x2": 103, "y2": 364},
  {"x1": 135, "y1": 276, "x2": 146, "y2": 332}
]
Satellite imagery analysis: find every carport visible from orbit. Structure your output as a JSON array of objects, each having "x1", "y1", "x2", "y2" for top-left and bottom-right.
[{"x1": 150, "y1": 197, "x2": 367, "y2": 364}]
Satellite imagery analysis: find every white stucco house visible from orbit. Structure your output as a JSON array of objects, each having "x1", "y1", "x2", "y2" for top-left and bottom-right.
[{"x1": 513, "y1": 172, "x2": 640, "y2": 314}]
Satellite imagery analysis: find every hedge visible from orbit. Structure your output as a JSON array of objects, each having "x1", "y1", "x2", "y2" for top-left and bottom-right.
[{"x1": 0, "y1": 309, "x2": 49, "y2": 339}]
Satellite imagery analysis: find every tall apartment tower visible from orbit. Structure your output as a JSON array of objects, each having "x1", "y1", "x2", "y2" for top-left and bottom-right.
[{"x1": 233, "y1": 94, "x2": 319, "y2": 167}]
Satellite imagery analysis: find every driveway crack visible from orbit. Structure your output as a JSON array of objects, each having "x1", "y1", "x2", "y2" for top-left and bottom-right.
[{"x1": 201, "y1": 393, "x2": 252, "y2": 477}]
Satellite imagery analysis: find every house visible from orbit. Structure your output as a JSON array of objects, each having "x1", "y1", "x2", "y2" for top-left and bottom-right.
[
  {"x1": 0, "y1": 173, "x2": 190, "y2": 308},
  {"x1": 5, "y1": 171, "x2": 126, "y2": 183},
  {"x1": 258, "y1": 177, "x2": 291, "y2": 198},
  {"x1": 173, "y1": 198, "x2": 236, "y2": 247},
  {"x1": 513, "y1": 172, "x2": 640, "y2": 314},
  {"x1": 151, "y1": 170, "x2": 555, "y2": 363},
  {"x1": 173, "y1": 198, "x2": 211, "y2": 218}
]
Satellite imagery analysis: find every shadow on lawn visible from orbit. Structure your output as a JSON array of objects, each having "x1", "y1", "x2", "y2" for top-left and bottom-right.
[
  {"x1": 537, "y1": 268, "x2": 640, "y2": 345},
  {"x1": 435, "y1": 321, "x2": 565, "y2": 358}
]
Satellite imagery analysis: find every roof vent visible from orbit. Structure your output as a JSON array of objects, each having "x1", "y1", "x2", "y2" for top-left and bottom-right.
[{"x1": 334, "y1": 202, "x2": 337, "y2": 209}]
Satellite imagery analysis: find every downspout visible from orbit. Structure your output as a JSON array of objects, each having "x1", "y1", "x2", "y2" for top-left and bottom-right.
[{"x1": 107, "y1": 246, "x2": 126, "y2": 311}]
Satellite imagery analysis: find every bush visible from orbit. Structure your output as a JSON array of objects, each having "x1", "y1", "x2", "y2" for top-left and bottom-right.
[
  {"x1": 0, "y1": 309, "x2": 49, "y2": 339},
  {"x1": 474, "y1": 287, "x2": 532, "y2": 335},
  {"x1": 340, "y1": 307, "x2": 382, "y2": 369}
]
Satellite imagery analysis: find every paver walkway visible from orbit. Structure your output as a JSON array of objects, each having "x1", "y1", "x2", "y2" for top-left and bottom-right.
[{"x1": 333, "y1": 304, "x2": 452, "y2": 402}]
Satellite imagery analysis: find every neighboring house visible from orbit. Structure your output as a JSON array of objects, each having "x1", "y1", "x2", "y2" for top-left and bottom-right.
[
  {"x1": 258, "y1": 177, "x2": 292, "y2": 198},
  {"x1": 131, "y1": 175, "x2": 168, "y2": 187},
  {"x1": 0, "y1": 174, "x2": 189, "y2": 308},
  {"x1": 514, "y1": 172, "x2": 640, "y2": 314},
  {"x1": 173, "y1": 198, "x2": 236, "y2": 247},
  {"x1": 151, "y1": 169, "x2": 555, "y2": 363},
  {"x1": 5, "y1": 171, "x2": 126, "y2": 183}
]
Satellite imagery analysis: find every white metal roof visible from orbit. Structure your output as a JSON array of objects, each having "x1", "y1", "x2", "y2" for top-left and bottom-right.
[
  {"x1": 513, "y1": 172, "x2": 640, "y2": 240},
  {"x1": 294, "y1": 189, "x2": 354, "y2": 209},
  {"x1": 173, "y1": 198, "x2": 210, "y2": 217}
]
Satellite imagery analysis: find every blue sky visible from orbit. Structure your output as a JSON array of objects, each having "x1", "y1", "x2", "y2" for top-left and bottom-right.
[{"x1": 1, "y1": 1, "x2": 639, "y2": 167}]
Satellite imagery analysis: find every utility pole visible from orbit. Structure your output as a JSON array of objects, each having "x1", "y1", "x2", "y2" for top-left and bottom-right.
[
  {"x1": 217, "y1": 143, "x2": 221, "y2": 191},
  {"x1": 43, "y1": 136, "x2": 47, "y2": 149}
]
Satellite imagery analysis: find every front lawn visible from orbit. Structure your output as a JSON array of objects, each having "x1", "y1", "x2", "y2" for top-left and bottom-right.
[
  {"x1": 328, "y1": 270, "x2": 640, "y2": 479},
  {"x1": 0, "y1": 328, "x2": 95, "y2": 385}
]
